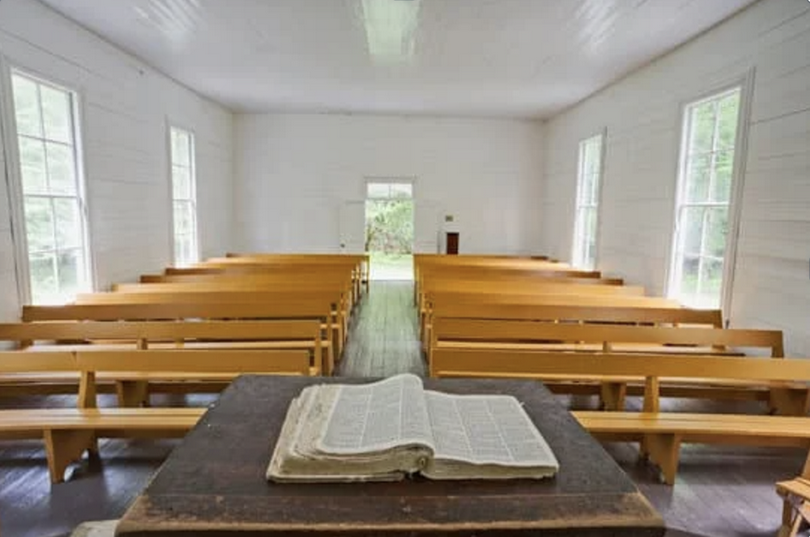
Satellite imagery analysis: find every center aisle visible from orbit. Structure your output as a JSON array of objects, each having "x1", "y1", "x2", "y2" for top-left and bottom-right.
[{"x1": 337, "y1": 281, "x2": 425, "y2": 378}]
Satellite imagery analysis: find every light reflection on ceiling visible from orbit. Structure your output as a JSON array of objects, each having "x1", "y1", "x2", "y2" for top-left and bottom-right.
[
  {"x1": 359, "y1": 0, "x2": 421, "y2": 65},
  {"x1": 133, "y1": 0, "x2": 202, "y2": 48}
]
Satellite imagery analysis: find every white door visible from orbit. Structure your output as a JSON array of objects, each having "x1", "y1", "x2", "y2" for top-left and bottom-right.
[
  {"x1": 414, "y1": 199, "x2": 442, "y2": 253},
  {"x1": 339, "y1": 201, "x2": 366, "y2": 253}
]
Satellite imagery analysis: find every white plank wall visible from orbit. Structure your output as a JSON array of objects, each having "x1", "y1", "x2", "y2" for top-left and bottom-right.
[
  {"x1": 0, "y1": 0, "x2": 234, "y2": 319},
  {"x1": 540, "y1": 0, "x2": 810, "y2": 355},
  {"x1": 235, "y1": 113, "x2": 544, "y2": 255}
]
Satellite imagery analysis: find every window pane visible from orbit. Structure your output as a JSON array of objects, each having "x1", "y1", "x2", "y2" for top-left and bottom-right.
[
  {"x1": 711, "y1": 149, "x2": 734, "y2": 203},
  {"x1": 584, "y1": 142, "x2": 601, "y2": 178},
  {"x1": 685, "y1": 154, "x2": 711, "y2": 203},
  {"x1": 57, "y1": 249, "x2": 82, "y2": 297},
  {"x1": 12, "y1": 75, "x2": 41, "y2": 138},
  {"x1": 679, "y1": 206, "x2": 704, "y2": 257},
  {"x1": 174, "y1": 201, "x2": 193, "y2": 235},
  {"x1": 704, "y1": 206, "x2": 728, "y2": 259},
  {"x1": 24, "y1": 197, "x2": 54, "y2": 252},
  {"x1": 717, "y1": 92, "x2": 740, "y2": 150},
  {"x1": 54, "y1": 198, "x2": 83, "y2": 249},
  {"x1": 688, "y1": 101, "x2": 716, "y2": 155},
  {"x1": 171, "y1": 130, "x2": 190, "y2": 166},
  {"x1": 172, "y1": 165, "x2": 191, "y2": 199},
  {"x1": 45, "y1": 142, "x2": 77, "y2": 195},
  {"x1": 18, "y1": 137, "x2": 48, "y2": 194},
  {"x1": 585, "y1": 208, "x2": 597, "y2": 268},
  {"x1": 367, "y1": 183, "x2": 390, "y2": 199},
  {"x1": 29, "y1": 252, "x2": 57, "y2": 304},
  {"x1": 174, "y1": 235, "x2": 187, "y2": 266},
  {"x1": 677, "y1": 255, "x2": 700, "y2": 301},
  {"x1": 389, "y1": 183, "x2": 412, "y2": 198},
  {"x1": 697, "y1": 257, "x2": 723, "y2": 309},
  {"x1": 174, "y1": 234, "x2": 196, "y2": 267},
  {"x1": 40, "y1": 85, "x2": 72, "y2": 144}
]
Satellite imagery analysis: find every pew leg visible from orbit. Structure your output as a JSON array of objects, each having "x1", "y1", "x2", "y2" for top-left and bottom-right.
[
  {"x1": 779, "y1": 497, "x2": 795, "y2": 537},
  {"x1": 600, "y1": 382, "x2": 627, "y2": 411},
  {"x1": 642, "y1": 433, "x2": 681, "y2": 485},
  {"x1": 769, "y1": 388, "x2": 810, "y2": 416},
  {"x1": 324, "y1": 344, "x2": 335, "y2": 376},
  {"x1": 44, "y1": 429, "x2": 96, "y2": 484},
  {"x1": 116, "y1": 381, "x2": 150, "y2": 408}
]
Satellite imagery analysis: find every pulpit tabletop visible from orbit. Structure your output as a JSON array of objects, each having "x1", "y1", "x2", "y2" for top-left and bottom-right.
[{"x1": 117, "y1": 375, "x2": 664, "y2": 537}]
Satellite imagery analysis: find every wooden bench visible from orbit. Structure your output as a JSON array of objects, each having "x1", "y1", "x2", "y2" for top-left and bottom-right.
[
  {"x1": 420, "y1": 294, "x2": 687, "y2": 348},
  {"x1": 128, "y1": 272, "x2": 357, "y2": 321},
  {"x1": 431, "y1": 348, "x2": 810, "y2": 484},
  {"x1": 0, "y1": 319, "x2": 322, "y2": 403},
  {"x1": 777, "y1": 451, "x2": 810, "y2": 537},
  {"x1": 75, "y1": 289, "x2": 348, "y2": 359},
  {"x1": 211, "y1": 253, "x2": 370, "y2": 296},
  {"x1": 430, "y1": 322, "x2": 804, "y2": 415},
  {"x1": 0, "y1": 348, "x2": 309, "y2": 483},
  {"x1": 22, "y1": 302, "x2": 336, "y2": 375}
]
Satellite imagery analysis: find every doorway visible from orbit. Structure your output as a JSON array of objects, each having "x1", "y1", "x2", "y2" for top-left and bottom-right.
[{"x1": 365, "y1": 180, "x2": 414, "y2": 281}]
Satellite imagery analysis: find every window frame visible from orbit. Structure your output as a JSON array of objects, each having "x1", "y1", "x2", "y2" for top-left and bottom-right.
[
  {"x1": 571, "y1": 131, "x2": 606, "y2": 270},
  {"x1": 167, "y1": 123, "x2": 199, "y2": 267},
  {"x1": 0, "y1": 59, "x2": 95, "y2": 305},
  {"x1": 666, "y1": 70, "x2": 754, "y2": 316}
]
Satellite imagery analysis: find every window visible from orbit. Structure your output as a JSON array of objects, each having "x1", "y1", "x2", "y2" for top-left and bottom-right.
[
  {"x1": 11, "y1": 72, "x2": 91, "y2": 304},
  {"x1": 366, "y1": 181, "x2": 413, "y2": 199},
  {"x1": 170, "y1": 127, "x2": 198, "y2": 267},
  {"x1": 668, "y1": 88, "x2": 741, "y2": 309},
  {"x1": 572, "y1": 133, "x2": 604, "y2": 269}
]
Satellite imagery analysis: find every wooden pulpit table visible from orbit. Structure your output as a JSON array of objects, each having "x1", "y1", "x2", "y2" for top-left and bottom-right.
[{"x1": 116, "y1": 376, "x2": 665, "y2": 537}]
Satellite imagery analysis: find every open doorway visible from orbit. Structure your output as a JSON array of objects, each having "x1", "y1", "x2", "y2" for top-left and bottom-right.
[{"x1": 365, "y1": 180, "x2": 414, "y2": 281}]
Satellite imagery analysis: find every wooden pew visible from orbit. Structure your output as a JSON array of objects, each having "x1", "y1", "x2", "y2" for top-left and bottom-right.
[
  {"x1": 431, "y1": 349, "x2": 810, "y2": 484},
  {"x1": 75, "y1": 289, "x2": 348, "y2": 359},
  {"x1": 131, "y1": 272, "x2": 357, "y2": 319},
  {"x1": 413, "y1": 255, "x2": 576, "y2": 302},
  {"x1": 0, "y1": 348, "x2": 309, "y2": 483},
  {"x1": 211, "y1": 253, "x2": 370, "y2": 296},
  {"x1": 422, "y1": 295, "x2": 699, "y2": 353},
  {"x1": 420, "y1": 293, "x2": 685, "y2": 348},
  {"x1": 430, "y1": 323, "x2": 800, "y2": 414},
  {"x1": 22, "y1": 302, "x2": 337, "y2": 375},
  {"x1": 777, "y1": 451, "x2": 810, "y2": 537},
  {"x1": 0, "y1": 319, "x2": 322, "y2": 404}
]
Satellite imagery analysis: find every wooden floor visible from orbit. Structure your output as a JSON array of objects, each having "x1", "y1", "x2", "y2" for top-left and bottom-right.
[{"x1": 0, "y1": 281, "x2": 806, "y2": 537}]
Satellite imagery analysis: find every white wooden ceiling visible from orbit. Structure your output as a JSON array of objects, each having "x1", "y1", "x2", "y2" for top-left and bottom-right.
[{"x1": 40, "y1": 0, "x2": 757, "y2": 118}]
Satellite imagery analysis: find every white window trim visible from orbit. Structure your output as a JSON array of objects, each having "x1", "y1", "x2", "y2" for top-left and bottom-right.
[
  {"x1": 665, "y1": 68, "x2": 755, "y2": 319},
  {"x1": 0, "y1": 56, "x2": 95, "y2": 305},
  {"x1": 571, "y1": 130, "x2": 606, "y2": 270},
  {"x1": 167, "y1": 122, "x2": 200, "y2": 267}
]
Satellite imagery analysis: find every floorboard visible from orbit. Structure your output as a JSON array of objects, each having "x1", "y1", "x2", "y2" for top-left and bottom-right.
[{"x1": 0, "y1": 281, "x2": 806, "y2": 537}]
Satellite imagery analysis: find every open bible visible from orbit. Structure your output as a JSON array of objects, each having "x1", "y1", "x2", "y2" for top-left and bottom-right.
[{"x1": 266, "y1": 373, "x2": 559, "y2": 482}]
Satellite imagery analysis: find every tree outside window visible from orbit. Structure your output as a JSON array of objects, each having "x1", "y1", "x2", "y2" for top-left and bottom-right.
[
  {"x1": 669, "y1": 88, "x2": 740, "y2": 309},
  {"x1": 170, "y1": 127, "x2": 198, "y2": 267},
  {"x1": 572, "y1": 134, "x2": 604, "y2": 270},
  {"x1": 11, "y1": 72, "x2": 91, "y2": 304}
]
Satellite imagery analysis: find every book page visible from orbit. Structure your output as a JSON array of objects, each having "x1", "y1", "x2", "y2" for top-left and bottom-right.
[
  {"x1": 424, "y1": 391, "x2": 558, "y2": 468},
  {"x1": 317, "y1": 373, "x2": 434, "y2": 455}
]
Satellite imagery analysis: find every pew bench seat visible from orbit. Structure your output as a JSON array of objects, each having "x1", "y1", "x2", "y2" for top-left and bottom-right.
[
  {"x1": 23, "y1": 339, "x2": 333, "y2": 375},
  {"x1": 0, "y1": 367, "x2": 319, "y2": 405},
  {"x1": 433, "y1": 340, "x2": 745, "y2": 356},
  {"x1": 436, "y1": 367, "x2": 809, "y2": 413},
  {"x1": 574, "y1": 411, "x2": 810, "y2": 485},
  {"x1": 0, "y1": 407, "x2": 206, "y2": 482}
]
